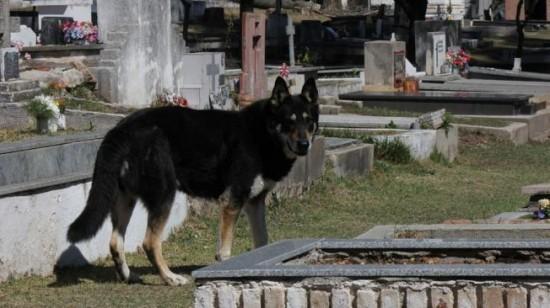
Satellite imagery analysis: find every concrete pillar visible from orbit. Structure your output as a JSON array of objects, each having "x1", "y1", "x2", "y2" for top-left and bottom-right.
[{"x1": 239, "y1": 12, "x2": 267, "y2": 106}]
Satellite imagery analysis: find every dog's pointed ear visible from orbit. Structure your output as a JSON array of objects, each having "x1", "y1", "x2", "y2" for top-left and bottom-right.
[
  {"x1": 301, "y1": 78, "x2": 318, "y2": 104},
  {"x1": 271, "y1": 77, "x2": 290, "y2": 106}
]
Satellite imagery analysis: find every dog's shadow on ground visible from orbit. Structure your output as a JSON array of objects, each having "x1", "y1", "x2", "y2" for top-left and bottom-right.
[
  {"x1": 49, "y1": 244, "x2": 204, "y2": 287},
  {"x1": 49, "y1": 265, "x2": 204, "y2": 287}
]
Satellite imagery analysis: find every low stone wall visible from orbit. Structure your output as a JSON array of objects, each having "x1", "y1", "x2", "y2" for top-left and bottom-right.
[
  {"x1": 0, "y1": 182, "x2": 188, "y2": 282},
  {"x1": 317, "y1": 78, "x2": 363, "y2": 97},
  {"x1": 195, "y1": 279, "x2": 550, "y2": 308},
  {"x1": 371, "y1": 126, "x2": 458, "y2": 162},
  {"x1": 456, "y1": 122, "x2": 529, "y2": 145},
  {"x1": 455, "y1": 109, "x2": 550, "y2": 142}
]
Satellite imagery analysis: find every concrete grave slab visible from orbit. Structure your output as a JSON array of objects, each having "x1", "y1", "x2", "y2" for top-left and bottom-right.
[
  {"x1": 320, "y1": 113, "x2": 417, "y2": 129},
  {"x1": 193, "y1": 238, "x2": 550, "y2": 280},
  {"x1": 358, "y1": 224, "x2": 550, "y2": 240},
  {"x1": 339, "y1": 91, "x2": 536, "y2": 115},
  {"x1": 324, "y1": 137, "x2": 374, "y2": 177}
]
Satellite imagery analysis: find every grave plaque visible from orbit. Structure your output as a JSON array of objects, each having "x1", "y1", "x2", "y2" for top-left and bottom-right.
[
  {"x1": 1, "y1": 48, "x2": 19, "y2": 80},
  {"x1": 41, "y1": 17, "x2": 73, "y2": 45},
  {"x1": 426, "y1": 32, "x2": 447, "y2": 76},
  {"x1": 364, "y1": 40, "x2": 406, "y2": 92}
]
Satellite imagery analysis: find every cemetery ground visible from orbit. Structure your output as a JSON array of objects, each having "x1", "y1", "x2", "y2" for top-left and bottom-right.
[{"x1": 1, "y1": 132, "x2": 549, "y2": 307}]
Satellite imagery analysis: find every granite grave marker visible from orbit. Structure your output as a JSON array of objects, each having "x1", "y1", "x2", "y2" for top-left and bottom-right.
[{"x1": 41, "y1": 17, "x2": 73, "y2": 45}]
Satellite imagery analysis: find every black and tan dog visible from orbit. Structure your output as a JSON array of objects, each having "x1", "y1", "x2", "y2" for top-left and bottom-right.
[{"x1": 67, "y1": 77, "x2": 319, "y2": 286}]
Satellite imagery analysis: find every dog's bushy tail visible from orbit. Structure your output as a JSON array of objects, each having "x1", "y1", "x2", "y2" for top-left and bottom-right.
[{"x1": 67, "y1": 129, "x2": 128, "y2": 243}]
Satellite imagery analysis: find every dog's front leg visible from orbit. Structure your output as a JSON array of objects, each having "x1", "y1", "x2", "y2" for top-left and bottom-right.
[
  {"x1": 244, "y1": 195, "x2": 268, "y2": 248},
  {"x1": 216, "y1": 201, "x2": 242, "y2": 261}
]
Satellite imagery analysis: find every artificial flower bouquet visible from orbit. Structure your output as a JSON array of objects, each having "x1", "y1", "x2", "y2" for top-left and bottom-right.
[{"x1": 62, "y1": 21, "x2": 98, "y2": 44}]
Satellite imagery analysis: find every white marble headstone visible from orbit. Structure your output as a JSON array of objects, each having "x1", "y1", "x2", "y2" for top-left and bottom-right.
[{"x1": 426, "y1": 32, "x2": 447, "y2": 76}]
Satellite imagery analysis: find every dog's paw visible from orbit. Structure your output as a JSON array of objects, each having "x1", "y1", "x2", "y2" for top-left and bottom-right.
[
  {"x1": 215, "y1": 253, "x2": 230, "y2": 262},
  {"x1": 164, "y1": 273, "x2": 190, "y2": 286}
]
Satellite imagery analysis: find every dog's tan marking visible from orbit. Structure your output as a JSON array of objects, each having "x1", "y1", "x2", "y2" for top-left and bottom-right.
[
  {"x1": 216, "y1": 203, "x2": 242, "y2": 261},
  {"x1": 109, "y1": 193, "x2": 138, "y2": 283},
  {"x1": 110, "y1": 231, "x2": 130, "y2": 279},
  {"x1": 143, "y1": 211, "x2": 189, "y2": 286}
]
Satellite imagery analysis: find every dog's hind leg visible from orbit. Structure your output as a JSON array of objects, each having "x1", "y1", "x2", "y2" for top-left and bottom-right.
[
  {"x1": 143, "y1": 204, "x2": 189, "y2": 286},
  {"x1": 216, "y1": 200, "x2": 243, "y2": 261},
  {"x1": 244, "y1": 194, "x2": 268, "y2": 248},
  {"x1": 109, "y1": 193, "x2": 139, "y2": 283}
]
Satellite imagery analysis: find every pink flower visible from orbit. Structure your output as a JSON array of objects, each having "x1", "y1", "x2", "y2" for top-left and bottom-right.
[{"x1": 279, "y1": 63, "x2": 289, "y2": 78}]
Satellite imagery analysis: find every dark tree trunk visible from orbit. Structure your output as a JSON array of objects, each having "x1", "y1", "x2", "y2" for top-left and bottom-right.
[
  {"x1": 394, "y1": 0, "x2": 428, "y2": 65},
  {"x1": 516, "y1": 0, "x2": 525, "y2": 59},
  {"x1": 516, "y1": 0, "x2": 540, "y2": 60}
]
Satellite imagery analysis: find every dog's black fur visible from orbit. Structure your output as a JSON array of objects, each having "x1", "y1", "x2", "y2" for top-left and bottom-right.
[{"x1": 67, "y1": 77, "x2": 319, "y2": 285}]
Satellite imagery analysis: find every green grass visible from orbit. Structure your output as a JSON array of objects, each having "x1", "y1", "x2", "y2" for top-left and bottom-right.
[
  {"x1": 453, "y1": 117, "x2": 513, "y2": 128},
  {"x1": 321, "y1": 129, "x2": 412, "y2": 164},
  {"x1": 0, "y1": 128, "x2": 92, "y2": 143},
  {"x1": 2, "y1": 135, "x2": 550, "y2": 307},
  {"x1": 340, "y1": 105, "x2": 422, "y2": 117}
]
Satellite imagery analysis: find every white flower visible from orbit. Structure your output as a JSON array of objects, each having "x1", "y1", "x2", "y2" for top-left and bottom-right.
[
  {"x1": 539, "y1": 199, "x2": 550, "y2": 209},
  {"x1": 33, "y1": 95, "x2": 60, "y2": 119}
]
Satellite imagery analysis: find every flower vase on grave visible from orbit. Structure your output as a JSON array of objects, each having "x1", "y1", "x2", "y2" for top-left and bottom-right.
[
  {"x1": 36, "y1": 117, "x2": 49, "y2": 134},
  {"x1": 36, "y1": 117, "x2": 57, "y2": 134},
  {"x1": 36, "y1": 117, "x2": 58, "y2": 134}
]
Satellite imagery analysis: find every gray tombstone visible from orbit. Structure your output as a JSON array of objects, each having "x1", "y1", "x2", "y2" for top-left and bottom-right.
[
  {"x1": 1, "y1": 47, "x2": 20, "y2": 81},
  {"x1": 364, "y1": 40, "x2": 406, "y2": 92},
  {"x1": 426, "y1": 32, "x2": 447, "y2": 76},
  {"x1": 41, "y1": 17, "x2": 73, "y2": 45},
  {"x1": 414, "y1": 20, "x2": 461, "y2": 72},
  {"x1": 0, "y1": 0, "x2": 10, "y2": 48}
]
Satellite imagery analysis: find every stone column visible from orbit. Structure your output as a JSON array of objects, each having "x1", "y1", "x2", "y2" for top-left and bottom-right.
[
  {"x1": 239, "y1": 12, "x2": 267, "y2": 106},
  {"x1": 0, "y1": 0, "x2": 10, "y2": 48}
]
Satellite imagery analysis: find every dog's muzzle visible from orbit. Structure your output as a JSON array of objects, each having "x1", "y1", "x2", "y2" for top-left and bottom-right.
[{"x1": 295, "y1": 140, "x2": 310, "y2": 156}]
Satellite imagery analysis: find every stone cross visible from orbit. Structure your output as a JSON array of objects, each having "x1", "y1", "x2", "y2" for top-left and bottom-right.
[{"x1": 206, "y1": 53, "x2": 221, "y2": 93}]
